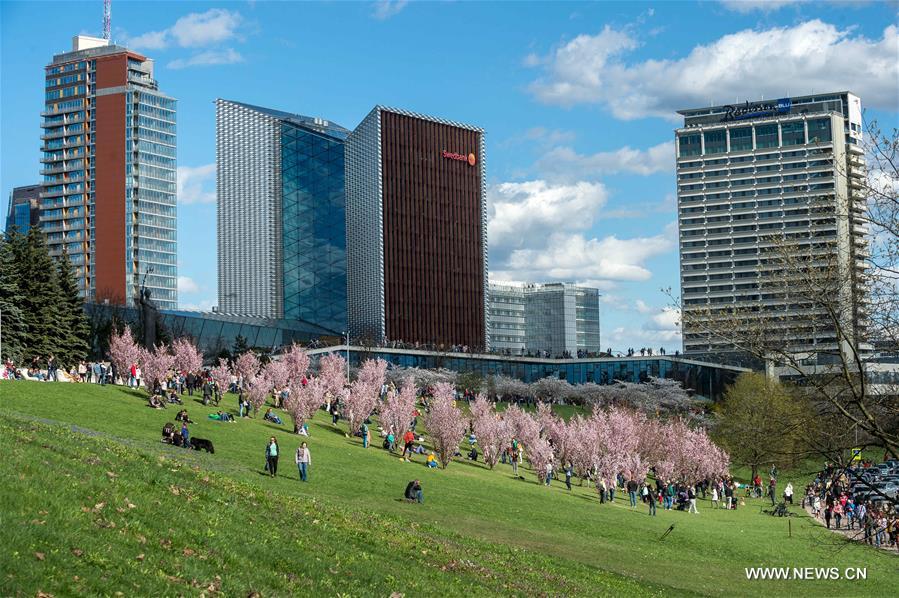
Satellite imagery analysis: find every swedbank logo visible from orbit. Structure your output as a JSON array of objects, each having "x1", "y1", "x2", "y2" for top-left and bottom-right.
[{"x1": 442, "y1": 150, "x2": 477, "y2": 166}]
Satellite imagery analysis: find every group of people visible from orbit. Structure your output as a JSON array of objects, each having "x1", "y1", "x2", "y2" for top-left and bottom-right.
[
  {"x1": 804, "y1": 463, "x2": 898, "y2": 551},
  {"x1": 263, "y1": 436, "x2": 312, "y2": 482}
]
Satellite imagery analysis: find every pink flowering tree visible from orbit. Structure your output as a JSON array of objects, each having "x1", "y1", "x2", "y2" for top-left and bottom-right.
[
  {"x1": 567, "y1": 415, "x2": 597, "y2": 483},
  {"x1": 234, "y1": 351, "x2": 260, "y2": 390},
  {"x1": 318, "y1": 352, "x2": 347, "y2": 398},
  {"x1": 379, "y1": 381, "x2": 417, "y2": 437},
  {"x1": 264, "y1": 358, "x2": 291, "y2": 392},
  {"x1": 286, "y1": 375, "x2": 327, "y2": 433},
  {"x1": 342, "y1": 359, "x2": 386, "y2": 436},
  {"x1": 108, "y1": 327, "x2": 140, "y2": 381},
  {"x1": 424, "y1": 382, "x2": 467, "y2": 468},
  {"x1": 170, "y1": 337, "x2": 203, "y2": 374},
  {"x1": 469, "y1": 394, "x2": 510, "y2": 469},
  {"x1": 209, "y1": 358, "x2": 232, "y2": 398},
  {"x1": 281, "y1": 343, "x2": 310, "y2": 384},
  {"x1": 139, "y1": 345, "x2": 175, "y2": 395},
  {"x1": 245, "y1": 373, "x2": 270, "y2": 416}
]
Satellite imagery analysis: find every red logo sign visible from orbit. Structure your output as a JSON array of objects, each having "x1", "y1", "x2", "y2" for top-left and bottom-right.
[{"x1": 442, "y1": 150, "x2": 476, "y2": 166}]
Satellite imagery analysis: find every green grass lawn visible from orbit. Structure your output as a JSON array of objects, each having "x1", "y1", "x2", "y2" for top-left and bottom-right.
[{"x1": 2, "y1": 381, "x2": 896, "y2": 596}]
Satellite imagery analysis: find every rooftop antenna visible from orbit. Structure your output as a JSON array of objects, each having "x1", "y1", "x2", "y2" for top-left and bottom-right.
[{"x1": 103, "y1": 0, "x2": 111, "y2": 40}]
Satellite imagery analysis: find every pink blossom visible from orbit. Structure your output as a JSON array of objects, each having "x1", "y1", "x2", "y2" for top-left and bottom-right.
[
  {"x1": 341, "y1": 359, "x2": 386, "y2": 435},
  {"x1": 285, "y1": 375, "x2": 327, "y2": 432},
  {"x1": 108, "y1": 327, "x2": 140, "y2": 378},
  {"x1": 245, "y1": 373, "x2": 270, "y2": 416},
  {"x1": 208, "y1": 359, "x2": 231, "y2": 396},
  {"x1": 379, "y1": 381, "x2": 417, "y2": 437},
  {"x1": 170, "y1": 337, "x2": 203, "y2": 374},
  {"x1": 281, "y1": 343, "x2": 310, "y2": 383},
  {"x1": 424, "y1": 382, "x2": 466, "y2": 468},
  {"x1": 234, "y1": 352, "x2": 260, "y2": 389},
  {"x1": 469, "y1": 394, "x2": 510, "y2": 469},
  {"x1": 264, "y1": 359, "x2": 291, "y2": 392},
  {"x1": 318, "y1": 352, "x2": 347, "y2": 398},
  {"x1": 138, "y1": 345, "x2": 175, "y2": 394}
]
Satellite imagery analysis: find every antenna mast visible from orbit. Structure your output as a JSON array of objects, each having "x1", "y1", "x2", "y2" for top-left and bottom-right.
[{"x1": 103, "y1": 0, "x2": 111, "y2": 40}]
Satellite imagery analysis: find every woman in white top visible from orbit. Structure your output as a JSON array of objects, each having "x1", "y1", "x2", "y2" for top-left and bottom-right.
[{"x1": 295, "y1": 442, "x2": 311, "y2": 482}]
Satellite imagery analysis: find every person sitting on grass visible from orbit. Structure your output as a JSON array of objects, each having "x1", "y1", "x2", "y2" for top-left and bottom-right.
[
  {"x1": 404, "y1": 479, "x2": 423, "y2": 503},
  {"x1": 264, "y1": 408, "x2": 283, "y2": 425},
  {"x1": 161, "y1": 422, "x2": 175, "y2": 443},
  {"x1": 180, "y1": 422, "x2": 191, "y2": 449},
  {"x1": 167, "y1": 391, "x2": 183, "y2": 405},
  {"x1": 148, "y1": 394, "x2": 166, "y2": 409},
  {"x1": 467, "y1": 446, "x2": 478, "y2": 461},
  {"x1": 175, "y1": 409, "x2": 193, "y2": 424},
  {"x1": 426, "y1": 452, "x2": 438, "y2": 468}
]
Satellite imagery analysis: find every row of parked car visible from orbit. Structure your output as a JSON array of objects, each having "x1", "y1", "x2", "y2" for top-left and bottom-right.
[{"x1": 850, "y1": 460, "x2": 899, "y2": 505}]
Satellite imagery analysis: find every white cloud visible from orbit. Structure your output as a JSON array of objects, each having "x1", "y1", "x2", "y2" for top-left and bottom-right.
[
  {"x1": 168, "y1": 48, "x2": 243, "y2": 69},
  {"x1": 127, "y1": 9, "x2": 244, "y2": 50},
  {"x1": 488, "y1": 180, "x2": 608, "y2": 250},
  {"x1": 501, "y1": 231, "x2": 674, "y2": 282},
  {"x1": 634, "y1": 299, "x2": 653, "y2": 314},
  {"x1": 177, "y1": 276, "x2": 200, "y2": 294},
  {"x1": 535, "y1": 141, "x2": 673, "y2": 181},
  {"x1": 372, "y1": 0, "x2": 408, "y2": 20},
  {"x1": 642, "y1": 306, "x2": 682, "y2": 342},
  {"x1": 719, "y1": 0, "x2": 807, "y2": 13},
  {"x1": 177, "y1": 163, "x2": 216, "y2": 204},
  {"x1": 529, "y1": 20, "x2": 899, "y2": 119}
]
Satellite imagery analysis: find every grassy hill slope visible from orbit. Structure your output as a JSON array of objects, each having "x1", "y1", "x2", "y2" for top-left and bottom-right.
[{"x1": 1, "y1": 381, "x2": 896, "y2": 596}]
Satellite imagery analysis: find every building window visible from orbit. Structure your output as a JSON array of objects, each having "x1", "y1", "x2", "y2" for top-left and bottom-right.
[
  {"x1": 679, "y1": 133, "x2": 701, "y2": 157},
  {"x1": 755, "y1": 124, "x2": 778, "y2": 149},
  {"x1": 729, "y1": 127, "x2": 752, "y2": 152},
  {"x1": 781, "y1": 121, "x2": 806, "y2": 146},
  {"x1": 807, "y1": 119, "x2": 832, "y2": 144},
  {"x1": 703, "y1": 130, "x2": 727, "y2": 155}
]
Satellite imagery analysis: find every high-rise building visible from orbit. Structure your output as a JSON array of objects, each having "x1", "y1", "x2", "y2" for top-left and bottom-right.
[
  {"x1": 216, "y1": 100, "x2": 349, "y2": 333},
  {"x1": 41, "y1": 35, "x2": 177, "y2": 308},
  {"x1": 675, "y1": 92, "x2": 867, "y2": 358},
  {"x1": 346, "y1": 106, "x2": 488, "y2": 349},
  {"x1": 5, "y1": 185, "x2": 42, "y2": 233},
  {"x1": 489, "y1": 282, "x2": 601, "y2": 356}
]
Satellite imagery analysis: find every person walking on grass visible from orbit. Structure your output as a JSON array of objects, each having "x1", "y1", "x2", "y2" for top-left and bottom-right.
[
  {"x1": 266, "y1": 437, "x2": 279, "y2": 477},
  {"x1": 627, "y1": 479, "x2": 639, "y2": 509},
  {"x1": 648, "y1": 484, "x2": 658, "y2": 516},
  {"x1": 401, "y1": 429, "x2": 415, "y2": 460},
  {"x1": 565, "y1": 463, "x2": 573, "y2": 491},
  {"x1": 711, "y1": 484, "x2": 720, "y2": 509},
  {"x1": 295, "y1": 441, "x2": 311, "y2": 482},
  {"x1": 688, "y1": 485, "x2": 699, "y2": 514},
  {"x1": 361, "y1": 422, "x2": 370, "y2": 449}
]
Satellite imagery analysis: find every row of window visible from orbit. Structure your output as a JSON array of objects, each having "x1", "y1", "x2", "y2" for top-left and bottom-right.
[{"x1": 678, "y1": 119, "x2": 833, "y2": 157}]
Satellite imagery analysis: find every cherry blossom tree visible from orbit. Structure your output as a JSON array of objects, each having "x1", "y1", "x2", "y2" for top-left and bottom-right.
[
  {"x1": 139, "y1": 345, "x2": 175, "y2": 395},
  {"x1": 567, "y1": 415, "x2": 598, "y2": 483},
  {"x1": 424, "y1": 382, "x2": 466, "y2": 468},
  {"x1": 284, "y1": 375, "x2": 327, "y2": 432},
  {"x1": 469, "y1": 394, "x2": 510, "y2": 469},
  {"x1": 379, "y1": 381, "x2": 417, "y2": 437},
  {"x1": 342, "y1": 359, "x2": 386, "y2": 436},
  {"x1": 264, "y1": 358, "x2": 291, "y2": 392},
  {"x1": 208, "y1": 358, "x2": 232, "y2": 399},
  {"x1": 170, "y1": 337, "x2": 203, "y2": 374},
  {"x1": 245, "y1": 373, "x2": 270, "y2": 416},
  {"x1": 108, "y1": 327, "x2": 140, "y2": 381},
  {"x1": 318, "y1": 352, "x2": 347, "y2": 398},
  {"x1": 281, "y1": 343, "x2": 310, "y2": 383},
  {"x1": 234, "y1": 351, "x2": 260, "y2": 390}
]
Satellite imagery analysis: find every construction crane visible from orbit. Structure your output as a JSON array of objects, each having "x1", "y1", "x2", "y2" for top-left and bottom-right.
[{"x1": 102, "y1": 0, "x2": 111, "y2": 40}]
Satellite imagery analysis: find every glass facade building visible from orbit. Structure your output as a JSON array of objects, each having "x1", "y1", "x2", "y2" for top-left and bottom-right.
[
  {"x1": 217, "y1": 100, "x2": 348, "y2": 333},
  {"x1": 41, "y1": 36, "x2": 177, "y2": 308},
  {"x1": 675, "y1": 92, "x2": 868, "y2": 358},
  {"x1": 311, "y1": 346, "x2": 745, "y2": 401},
  {"x1": 5, "y1": 185, "x2": 41, "y2": 233},
  {"x1": 489, "y1": 282, "x2": 601, "y2": 356}
]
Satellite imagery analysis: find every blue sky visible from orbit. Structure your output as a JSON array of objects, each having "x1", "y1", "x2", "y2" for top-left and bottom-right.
[{"x1": 2, "y1": 0, "x2": 897, "y2": 352}]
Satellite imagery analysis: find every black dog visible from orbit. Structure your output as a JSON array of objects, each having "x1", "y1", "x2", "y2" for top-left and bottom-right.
[{"x1": 190, "y1": 437, "x2": 215, "y2": 454}]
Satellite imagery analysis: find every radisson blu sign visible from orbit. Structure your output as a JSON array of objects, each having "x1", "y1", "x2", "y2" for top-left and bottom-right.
[{"x1": 722, "y1": 98, "x2": 792, "y2": 122}]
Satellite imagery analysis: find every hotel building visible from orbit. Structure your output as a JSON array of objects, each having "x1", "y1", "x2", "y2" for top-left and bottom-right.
[
  {"x1": 41, "y1": 35, "x2": 177, "y2": 308},
  {"x1": 675, "y1": 92, "x2": 868, "y2": 358}
]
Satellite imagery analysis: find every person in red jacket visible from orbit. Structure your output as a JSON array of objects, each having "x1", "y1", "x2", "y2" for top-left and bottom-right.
[{"x1": 401, "y1": 430, "x2": 416, "y2": 460}]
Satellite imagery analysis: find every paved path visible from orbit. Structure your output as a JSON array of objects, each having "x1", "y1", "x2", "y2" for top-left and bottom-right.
[{"x1": 803, "y1": 504, "x2": 898, "y2": 554}]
